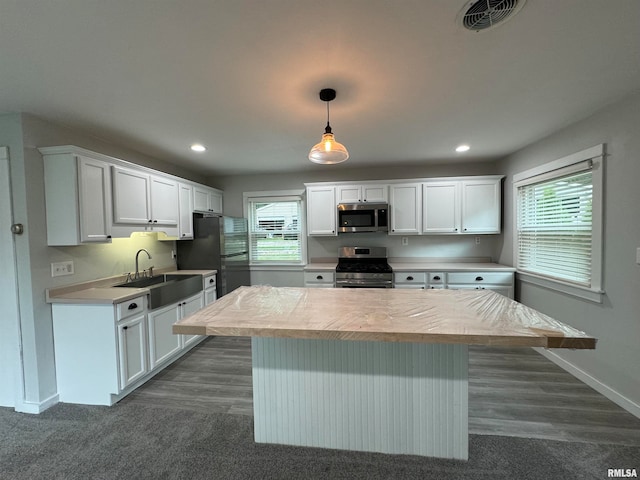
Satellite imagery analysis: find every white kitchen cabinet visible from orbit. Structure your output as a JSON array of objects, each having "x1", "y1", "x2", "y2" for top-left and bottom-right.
[
  {"x1": 178, "y1": 183, "x2": 194, "y2": 240},
  {"x1": 422, "y1": 178, "x2": 502, "y2": 235},
  {"x1": 180, "y1": 292, "x2": 206, "y2": 349},
  {"x1": 393, "y1": 271, "x2": 426, "y2": 289},
  {"x1": 304, "y1": 271, "x2": 335, "y2": 288},
  {"x1": 117, "y1": 313, "x2": 148, "y2": 390},
  {"x1": 41, "y1": 149, "x2": 113, "y2": 245},
  {"x1": 306, "y1": 186, "x2": 337, "y2": 236},
  {"x1": 422, "y1": 182, "x2": 460, "y2": 234},
  {"x1": 447, "y1": 271, "x2": 514, "y2": 298},
  {"x1": 389, "y1": 183, "x2": 422, "y2": 235},
  {"x1": 336, "y1": 184, "x2": 388, "y2": 203},
  {"x1": 112, "y1": 166, "x2": 179, "y2": 235},
  {"x1": 203, "y1": 273, "x2": 217, "y2": 305},
  {"x1": 193, "y1": 185, "x2": 224, "y2": 214},
  {"x1": 148, "y1": 292, "x2": 204, "y2": 367},
  {"x1": 461, "y1": 179, "x2": 501, "y2": 234}
]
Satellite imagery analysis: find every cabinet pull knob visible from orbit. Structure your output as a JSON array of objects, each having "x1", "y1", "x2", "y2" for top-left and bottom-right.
[
  {"x1": 475, "y1": 276, "x2": 483, "y2": 281},
  {"x1": 316, "y1": 275, "x2": 323, "y2": 280},
  {"x1": 433, "y1": 276, "x2": 441, "y2": 281},
  {"x1": 407, "y1": 276, "x2": 414, "y2": 281},
  {"x1": 153, "y1": 220, "x2": 158, "y2": 223},
  {"x1": 123, "y1": 326, "x2": 128, "y2": 330},
  {"x1": 128, "y1": 303, "x2": 137, "y2": 310},
  {"x1": 209, "y1": 279, "x2": 214, "y2": 284},
  {"x1": 148, "y1": 219, "x2": 153, "y2": 223},
  {"x1": 107, "y1": 235, "x2": 112, "y2": 239}
]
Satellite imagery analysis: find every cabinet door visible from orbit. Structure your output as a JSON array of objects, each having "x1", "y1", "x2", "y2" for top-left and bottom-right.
[
  {"x1": 150, "y1": 175, "x2": 179, "y2": 226},
  {"x1": 362, "y1": 184, "x2": 388, "y2": 203},
  {"x1": 147, "y1": 304, "x2": 182, "y2": 369},
  {"x1": 181, "y1": 293, "x2": 205, "y2": 348},
  {"x1": 117, "y1": 314, "x2": 148, "y2": 390},
  {"x1": 77, "y1": 156, "x2": 112, "y2": 242},
  {"x1": 306, "y1": 186, "x2": 337, "y2": 235},
  {"x1": 461, "y1": 180, "x2": 501, "y2": 234},
  {"x1": 336, "y1": 185, "x2": 361, "y2": 203},
  {"x1": 193, "y1": 186, "x2": 210, "y2": 212},
  {"x1": 209, "y1": 191, "x2": 223, "y2": 214},
  {"x1": 389, "y1": 183, "x2": 421, "y2": 234},
  {"x1": 112, "y1": 166, "x2": 150, "y2": 225},
  {"x1": 423, "y1": 182, "x2": 460, "y2": 234},
  {"x1": 178, "y1": 183, "x2": 194, "y2": 239}
]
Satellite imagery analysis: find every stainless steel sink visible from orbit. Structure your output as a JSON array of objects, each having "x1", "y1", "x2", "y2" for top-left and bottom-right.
[{"x1": 114, "y1": 274, "x2": 202, "y2": 310}]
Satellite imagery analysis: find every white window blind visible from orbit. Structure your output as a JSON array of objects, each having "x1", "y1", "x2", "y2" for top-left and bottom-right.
[
  {"x1": 517, "y1": 169, "x2": 593, "y2": 286},
  {"x1": 248, "y1": 197, "x2": 303, "y2": 263}
]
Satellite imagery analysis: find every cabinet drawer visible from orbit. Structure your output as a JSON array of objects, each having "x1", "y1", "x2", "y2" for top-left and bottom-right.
[
  {"x1": 116, "y1": 296, "x2": 146, "y2": 321},
  {"x1": 304, "y1": 271, "x2": 335, "y2": 284},
  {"x1": 447, "y1": 272, "x2": 513, "y2": 285},
  {"x1": 427, "y1": 272, "x2": 445, "y2": 285},
  {"x1": 203, "y1": 273, "x2": 216, "y2": 290},
  {"x1": 394, "y1": 272, "x2": 426, "y2": 284}
]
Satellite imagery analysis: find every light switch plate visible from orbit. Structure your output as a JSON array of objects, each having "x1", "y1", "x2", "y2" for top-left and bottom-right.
[{"x1": 637, "y1": 247, "x2": 640, "y2": 265}]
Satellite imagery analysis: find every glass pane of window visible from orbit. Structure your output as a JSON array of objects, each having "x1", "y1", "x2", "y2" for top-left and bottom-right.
[{"x1": 249, "y1": 200, "x2": 302, "y2": 263}]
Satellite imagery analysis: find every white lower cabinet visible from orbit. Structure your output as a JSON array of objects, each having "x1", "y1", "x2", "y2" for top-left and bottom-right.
[
  {"x1": 304, "y1": 271, "x2": 335, "y2": 288},
  {"x1": 392, "y1": 270, "x2": 514, "y2": 298},
  {"x1": 51, "y1": 283, "x2": 211, "y2": 406},
  {"x1": 117, "y1": 313, "x2": 148, "y2": 390}
]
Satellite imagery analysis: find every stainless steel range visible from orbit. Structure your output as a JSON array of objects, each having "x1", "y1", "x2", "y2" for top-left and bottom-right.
[{"x1": 335, "y1": 246, "x2": 393, "y2": 288}]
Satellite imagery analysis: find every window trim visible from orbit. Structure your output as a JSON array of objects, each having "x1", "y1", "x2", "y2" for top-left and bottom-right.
[
  {"x1": 243, "y1": 190, "x2": 306, "y2": 266},
  {"x1": 512, "y1": 144, "x2": 605, "y2": 303}
]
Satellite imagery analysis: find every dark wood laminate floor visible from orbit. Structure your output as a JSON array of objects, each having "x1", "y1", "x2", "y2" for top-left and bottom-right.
[{"x1": 121, "y1": 336, "x2": 640, "y2": 446}]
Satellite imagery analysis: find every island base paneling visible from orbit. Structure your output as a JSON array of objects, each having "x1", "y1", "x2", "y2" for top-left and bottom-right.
[{"x1": 251, "y1": 337, "x2": 469, "y2": 459}]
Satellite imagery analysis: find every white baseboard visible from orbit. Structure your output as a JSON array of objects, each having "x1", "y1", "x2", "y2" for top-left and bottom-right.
[
  {"x1": 533, "y1": 347, "x2": 640, "y2": 419},
  {"x1": 15, "y1": 393, "x2": 59, "y2": 414}
]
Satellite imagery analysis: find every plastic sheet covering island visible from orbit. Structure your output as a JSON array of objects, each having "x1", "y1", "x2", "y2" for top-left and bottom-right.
[{"x1": 173, "y1": 285, "x2": 596, "y2": 349}]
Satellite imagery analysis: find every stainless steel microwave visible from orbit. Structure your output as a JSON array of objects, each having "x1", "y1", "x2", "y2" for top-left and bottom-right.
[{"x1": 337, "y1": 203, "x2": 389, "y2": 233}]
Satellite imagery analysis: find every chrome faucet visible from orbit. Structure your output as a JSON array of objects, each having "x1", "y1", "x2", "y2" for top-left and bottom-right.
[{"x1": 134, "y1": 249, "x2": 152, "y2": 279}]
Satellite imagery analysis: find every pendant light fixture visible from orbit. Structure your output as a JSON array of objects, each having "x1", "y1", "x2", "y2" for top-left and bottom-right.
[{"x1": 308, "y1": 88, "x2": 349, "y2": 164}]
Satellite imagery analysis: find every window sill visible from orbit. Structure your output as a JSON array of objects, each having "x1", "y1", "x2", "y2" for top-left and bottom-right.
[
  {"x1": 517, "y1": 272, "x2": 604, "y2": 304},
  {"x1": 249, "y1": 264, "x2": 306, "y2": 271}
]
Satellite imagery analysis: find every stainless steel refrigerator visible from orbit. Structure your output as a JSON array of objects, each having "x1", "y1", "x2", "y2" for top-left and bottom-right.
[{"x1": 176, "y1": 214, "x2": 250, "y2": 297}]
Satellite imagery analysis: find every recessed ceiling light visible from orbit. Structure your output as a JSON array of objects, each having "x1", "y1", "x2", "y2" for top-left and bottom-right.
[
  {"x1": 190, "y1": 144, "x2": 206, "y2": 152},
  {"x1": 456, "y1": 144, "x2": 470, "y2": 153}
]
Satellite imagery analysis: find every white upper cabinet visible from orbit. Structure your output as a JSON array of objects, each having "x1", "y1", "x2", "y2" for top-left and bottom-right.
[
  {"x1": 112, "y1": 166, "x2": 151, "y2": 225},
  {"x1": 336, "y1": 184, "x2": 388, "y2": 204},
  {"x1": 306, "y1": 185, "x2": 337, "y2": 236},
  {"x1": 112, "y1": 166, "x2": 179, "y2": 231},
  {"x1": 422, "y1": 181, "x2": 460, "y2": 234},
  {"x1": 178, "y1": 183, "x2": 194, "y2": 240},
  {"x1": 389, "y1": 183, "x2": 422, "y2": 235},
  {"x1": 193, "y1": 185, "x2": 223, "y2": 214},
  {"x1": 41, "y1": 149, "x2": 113, "y2": 246},
  {"x1": 461, "y1": 179, "x2": 501, "y2": 234}
]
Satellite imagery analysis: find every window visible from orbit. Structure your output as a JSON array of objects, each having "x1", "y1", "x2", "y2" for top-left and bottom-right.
[
  {"x1": 245, "y1": 191, "x2": 304, "y2": 264},
  {"x1": 513, "y1": 145, "x2": 604, "y2": 302}
]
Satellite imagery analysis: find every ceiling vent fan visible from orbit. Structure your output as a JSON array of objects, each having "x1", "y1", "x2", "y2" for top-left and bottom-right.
[{"x1": 457, "y1": 0, "x2": 526, "y2": 32}]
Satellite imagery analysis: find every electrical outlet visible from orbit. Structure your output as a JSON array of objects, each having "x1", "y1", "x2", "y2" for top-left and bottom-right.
[
  {"x1": 51, "y1": 260, "x2": 74, "y2": 277},
  {"x1": 475, "y1": 236, "x2": 481, "y2": 245},
  {"x1": 401, "y1": 237, "x2": 409, "y2": 246}
]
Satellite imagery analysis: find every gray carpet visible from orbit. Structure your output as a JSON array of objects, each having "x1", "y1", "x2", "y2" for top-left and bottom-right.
[{"x1": 1, "y1": 403, "x2": 638, "y2": 480}]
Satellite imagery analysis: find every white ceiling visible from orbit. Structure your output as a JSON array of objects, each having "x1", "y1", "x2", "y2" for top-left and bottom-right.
[{"x1": 1, "y1": 1, "x2": 639, "y2": 176}]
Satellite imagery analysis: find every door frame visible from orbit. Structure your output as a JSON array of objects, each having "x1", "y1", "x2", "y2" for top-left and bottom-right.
[{"x1": 0, "y1": 146, "x2": 26, "y2": 409}]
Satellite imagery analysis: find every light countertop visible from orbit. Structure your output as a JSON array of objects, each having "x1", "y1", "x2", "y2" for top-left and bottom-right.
[
  {"x1": 46, "y1": 269, "x2": 217, "y2": 305},
  {"x1": 304, "y1": 261, "x2": 515, "y2": 272},
  {"x1": 173, "y1": 285, "x2": 595, "y2": 349}
]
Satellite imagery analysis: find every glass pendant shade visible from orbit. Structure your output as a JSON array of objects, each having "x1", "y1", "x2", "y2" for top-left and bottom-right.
[{"x1": 308, "y1": 130, "x2": 349, "y2": 164}]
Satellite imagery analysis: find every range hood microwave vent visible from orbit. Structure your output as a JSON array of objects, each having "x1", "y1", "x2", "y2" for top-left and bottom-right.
[{"x1": 457, "y1": 0, "x2": 526, "y2": 32}]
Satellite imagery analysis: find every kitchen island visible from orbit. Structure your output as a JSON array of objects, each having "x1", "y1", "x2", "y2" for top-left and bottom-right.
[{"x1": 173, "y1": 286, "x2": 595, "y2": 460}]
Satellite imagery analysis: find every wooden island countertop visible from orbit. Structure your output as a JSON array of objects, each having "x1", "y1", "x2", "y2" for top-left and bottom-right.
[{"x1": 173, "y1": 286, "x2": 596, "y2": 349}]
